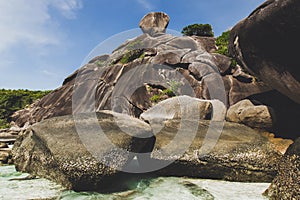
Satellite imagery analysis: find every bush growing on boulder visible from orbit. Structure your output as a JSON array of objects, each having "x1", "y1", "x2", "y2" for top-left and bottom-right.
[
  {"x1": 182, "y1": 24, "x2": 214, "y2": 37},
  {"x1": 216, "y1": 30, "x2": 230, "y2": 56}
]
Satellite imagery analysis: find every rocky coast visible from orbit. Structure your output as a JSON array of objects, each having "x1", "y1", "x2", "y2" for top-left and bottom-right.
[{"x1": 1, "y1": 0, "x2": 299, "y2": 199}]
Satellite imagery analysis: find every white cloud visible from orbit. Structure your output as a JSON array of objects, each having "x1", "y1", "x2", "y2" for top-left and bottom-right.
[
  {"x1": 50, "y1": 0, "x2": 83, "y2": 19},
  {"x1": 137, "y1": 0, "x2": 154, "y2": 10},
  {"x1": 42, "y1": 69, "x2": 58, "y2": 77},
  {"x1": 0, "y1": 0, "x2": 83, "y2": 53}
]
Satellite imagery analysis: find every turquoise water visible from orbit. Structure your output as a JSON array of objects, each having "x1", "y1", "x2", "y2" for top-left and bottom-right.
[{"x1": 0, "y1": 165, "x2": 270, "y2": 200}]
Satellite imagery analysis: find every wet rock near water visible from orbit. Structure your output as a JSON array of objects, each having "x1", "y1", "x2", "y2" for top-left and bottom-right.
[
  {"x1": 141, "y1": 98, "x2": 285, "y2": 182},
  {"x1": 0, "y1": 126, "x2": 22, "y2": 165},
  {"x1": 11, "y1": 97, "x2": 291, "y2": 191},
  {"x1": 12, "y1": 111, "x2": 155, "y2": 192},
  {"x1": 265, "y1": 138, "x2": 300, "y2": 199}
]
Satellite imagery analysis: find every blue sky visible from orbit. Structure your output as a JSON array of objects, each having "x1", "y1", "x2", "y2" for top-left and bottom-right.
[{"x1": 0, "y1": 0, "x2": 265, "y2": 90}]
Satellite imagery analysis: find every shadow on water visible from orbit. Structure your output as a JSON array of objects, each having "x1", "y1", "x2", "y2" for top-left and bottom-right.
[{"x1": 78, "y1": 172, "x2": 158, "y2": 194}]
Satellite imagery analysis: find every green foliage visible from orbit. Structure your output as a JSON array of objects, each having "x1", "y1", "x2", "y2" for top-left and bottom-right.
[
  {"x1": 119, "y1": 52, "x2": 132, "y2": 64},
  {"x1": 216, "y1": 30, "x2": 230, "y2": 56},
  {"x1": 149, "y1": 88, "x2": 176, "y2": 103},
  {"x1": 0, "y1": 89, "x2": 51, "y2": 128},
  {"x1": 162, "y1": 89, "x2": 174, "y2": 96},
  {"x1": 230, "y1": 58, "x2": 237, "y2": 68},
  {"x1": 215, "y1": 30, "x2": 238, "y2": 68},
  {"x1": 167, "y1": 80, "x2": 181, "y2": 95},
  {"x1": 150, "y1": 94, "x2": 161, "y2": 103},
  {"x1": 139, "y1": 52, "x2": 146, "y2": 60},
  {"x1": 95, "y1": 60, "x2": 105, "y2": 66},
  {"x1": 119, "y1": 50, "x2": 145, "y2": 64},
  {"x1": 182, "y1": 24, "x2": 214, "y2": 37},
  {"x1": 150, "y1": 81, "x2": 182, "y2": 103}
]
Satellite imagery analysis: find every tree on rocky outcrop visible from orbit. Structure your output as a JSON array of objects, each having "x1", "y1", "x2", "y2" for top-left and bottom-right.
[
  {"x1": 182, "y1": 24, "x2": 214, "y2": 37},
  {"x1": 216, "y1": 30, "x2": 231, "y2": 56}
]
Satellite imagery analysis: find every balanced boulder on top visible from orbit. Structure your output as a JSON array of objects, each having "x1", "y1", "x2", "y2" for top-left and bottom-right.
[{"x1": 139, "y1": 12, "x2": 170, "y2": 36}]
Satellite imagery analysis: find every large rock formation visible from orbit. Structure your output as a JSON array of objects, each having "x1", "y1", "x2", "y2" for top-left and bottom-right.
[
  {"x1": 153, "y1": 121, "x2": 283, "y2": 182},
  {"x1": 12, "y1": 13, "x2": 269, "y2": 128},
  {"x1": 229, "y1": 0, "x2": 300, "y2": 139},
  {"x1": 229, "y1": 0, "x2": 300, "y2": 104},
  {"x1": 12, "y1": 111, "x2": 155, "y2": 192},
  {"x1": 140, "y1": 98, "x2": 284, "y2": 182},
  {"x1": 12, "y1": 99, "x2": 287, "y2": 188},
  {"x1": 265, "y1": 138, "x2": 300, "y2": 199},
  {"x1": 9, "y1": 10, "x2": 299, "y2": 196},
  {"x1": 228, "y1": 1, "x2": 300, "y2": 198}
]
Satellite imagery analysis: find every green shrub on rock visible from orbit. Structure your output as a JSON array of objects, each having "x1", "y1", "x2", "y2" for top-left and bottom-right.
[
  {"x1": 182, "y1": 24, "x2": 214, "y2": 37},
  {"x1": 216, "y1": 30, "x2": 230, "y2": 56}
]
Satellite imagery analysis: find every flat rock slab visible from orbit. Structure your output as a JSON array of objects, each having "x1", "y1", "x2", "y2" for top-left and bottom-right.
[
  {"x1": 149, "y1": 119, "x2": 283, "y2": 182},
  {"x1": 12, "y1": 111, "x2": 155, "y2": 192}
]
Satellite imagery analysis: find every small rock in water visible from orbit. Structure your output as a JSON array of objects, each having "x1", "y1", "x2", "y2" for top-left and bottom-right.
[
  {"x1": 0, "y1": 151, "x2": 10, "y2": 164},
  {"x1": 9, "y1": 174, "x2": 37, "y2": 181},
  {"x1": 180, "y1": 181, "x2": 214, "y2": 200}
]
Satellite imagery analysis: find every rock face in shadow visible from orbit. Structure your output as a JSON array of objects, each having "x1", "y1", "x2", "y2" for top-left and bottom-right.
[
  {"x1": 229, "y1": 0, "x2": 300, "y2": 104},
  {"x1": 229, "y1": 0, "x2": 300, "y2": 139},
  {"x1": 265, "y1": 138, "x2": 300, "y2": 199},
  {"x1": 248, "y1": 90, "x2": 300, "y2": 139},
  {"x1": 228, "y1": 1, "x2": 300, "y2": 198},
  {"x1": 12, "y1": 111, "x2": 155, "y2": 192}
]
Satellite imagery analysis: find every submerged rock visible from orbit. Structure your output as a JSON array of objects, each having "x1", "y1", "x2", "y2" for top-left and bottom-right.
[{"x1": 12, "y1": 111, "x2": 155, "y2": 192}]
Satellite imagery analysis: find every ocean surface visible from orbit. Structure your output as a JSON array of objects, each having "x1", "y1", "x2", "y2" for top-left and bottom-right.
[{"x1": 0, "y1": 165, "x2": 270, "y2": 200}]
